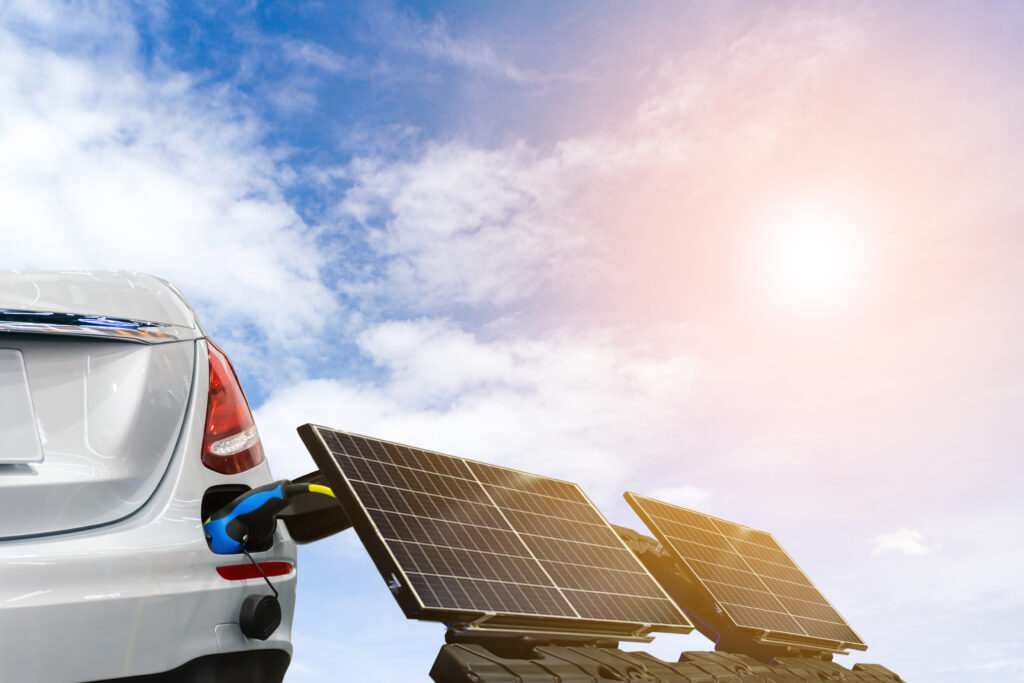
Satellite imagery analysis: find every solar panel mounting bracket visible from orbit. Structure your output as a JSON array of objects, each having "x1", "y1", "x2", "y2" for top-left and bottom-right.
[
  {"x1": 448, "y1": 616, "x2": 657, "y2": 643},
  {"x1": 443, "y1": 625, "x2": 626, "y2": 660}
]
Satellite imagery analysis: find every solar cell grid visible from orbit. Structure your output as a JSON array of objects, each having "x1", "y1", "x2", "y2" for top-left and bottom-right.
[
  {"x1": 372, "y1": 511, "x2": 525, "y2": 556},
  {"x1": 745, "y1": 557, "x2": 810, "y2": 585},
  {"x1": 762, "y1": 577, "x2": 823, "y2": 603},
  {"x1": 482, "y1": 486, "x2": 604, "y2": 525},
  {"x1": 300, "y1": 425, "x2": 693, "y2": 637},
  {"x1": 503, "y1": 510, "x2": 621, "y2": 545},
  {"x1": 521, "y1": 535, "x2": 643, "y2": 572},
  {"x1": 625, "y1": 492, "x2": 866, "y2": 650}
]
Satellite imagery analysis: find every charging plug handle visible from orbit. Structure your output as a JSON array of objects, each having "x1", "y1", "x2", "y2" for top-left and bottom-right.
[{"x1": 203, "y1": 479, "x2": 335, "y2": 555}]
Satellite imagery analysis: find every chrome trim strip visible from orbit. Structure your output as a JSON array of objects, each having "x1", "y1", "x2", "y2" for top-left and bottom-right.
[{"x1": 0, "y1": 310, "x2": 197, "y2": 344}]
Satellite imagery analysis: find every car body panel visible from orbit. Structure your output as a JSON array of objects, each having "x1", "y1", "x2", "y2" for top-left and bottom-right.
[
  {"x1": 0, "y1": 347, "x2": 45, "y2": 464},
  {"x1": 0, "y1": 337, "x2": 194, "y2": 538}
]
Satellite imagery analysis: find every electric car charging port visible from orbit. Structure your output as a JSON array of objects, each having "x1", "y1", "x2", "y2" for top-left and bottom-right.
[
  {"x1": 201, "y1": 485, "x2": 272, "y2": 553},
  {"x1": 202, "y1": 473, "x2": 349, "y2": 553},
  {"x1": 200, "y1": 476, "x2": 343, "y2": 644}
]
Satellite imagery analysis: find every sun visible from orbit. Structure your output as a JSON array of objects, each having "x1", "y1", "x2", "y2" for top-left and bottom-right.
[{"x1": 757, "y1": 201, "x2": 870, "y2": 313}]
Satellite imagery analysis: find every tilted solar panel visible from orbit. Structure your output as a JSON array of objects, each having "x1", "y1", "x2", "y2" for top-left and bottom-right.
[
  {"x1": 624, "y1": 493, "x2": 866, "y2": 652},
  {"x1": 298, "y1": 424, "x2": 693, "y2": 639}
]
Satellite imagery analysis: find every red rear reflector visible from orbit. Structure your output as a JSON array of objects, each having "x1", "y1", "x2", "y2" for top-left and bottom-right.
[
  {"x1": 202, "y1": 340, "x2": 266, "y2": 474},
  {"x1": 216, "y1": 562, "x2": 293, "y2": 581}
]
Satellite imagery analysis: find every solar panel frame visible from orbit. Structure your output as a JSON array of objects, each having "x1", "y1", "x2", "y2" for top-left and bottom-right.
[
  {"x1": 624, "y1": 492, "x2": 867, "y2": 653},
  {"x1": 298, "y1": 424, "x2": 693, "y2": 639}
]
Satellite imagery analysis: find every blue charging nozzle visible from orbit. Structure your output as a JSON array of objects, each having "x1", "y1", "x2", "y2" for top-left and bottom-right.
[{"x1": 203, "y1": 480, "x2": 335, "y2": 554}]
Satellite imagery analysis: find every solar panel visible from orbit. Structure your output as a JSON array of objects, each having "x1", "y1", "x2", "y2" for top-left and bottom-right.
[
  {"x1": 624, "y1": 493, "x2": 866, "y2": 652},
  {"x1": 298, "y1": 424, "x2": 693, "y2": 639}
]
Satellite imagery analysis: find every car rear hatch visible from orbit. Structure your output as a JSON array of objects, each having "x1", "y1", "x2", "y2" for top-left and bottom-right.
[{"x1": 0, "y1": 271, "x2": 202, "y2": 539}]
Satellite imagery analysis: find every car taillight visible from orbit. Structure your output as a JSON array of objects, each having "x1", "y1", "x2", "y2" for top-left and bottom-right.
[{"x1": 202, "y1": 340, "x2": 266, "y2": 474}]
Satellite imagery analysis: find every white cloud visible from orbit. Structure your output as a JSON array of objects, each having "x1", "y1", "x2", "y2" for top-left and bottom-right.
[
  {"x1": 336, "y1": 142, "x2": 590, "y2": 307},
  {"x1": 646, "y1": 485, "x2": 713, "y2": 509},
  {"x1": 0, "y1": 0, "x2": 138, "y2": 44},
  {"x1": 376, "y1": 9, "x2": 542, "y2": 83},
  {"x1": 256, "y1": 318, "x2": 700, "y2": 503},
  {"x1": 0, "y1": 7, "x2": 336, "y2": 347},
  {"x1": 332, "y1": 9, "x2": 871, "y2": 314},
  {"x1": 870, "y1": 528, "x2": 940, "y2": 556},
  {"x1": 280, "y1": 39, "x2": 348, "y2": 75}
]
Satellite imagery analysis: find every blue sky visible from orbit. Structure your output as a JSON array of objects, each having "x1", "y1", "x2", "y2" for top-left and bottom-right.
[{"x1": 2, "y1": 1, "x2": 1024, "y2": 680}]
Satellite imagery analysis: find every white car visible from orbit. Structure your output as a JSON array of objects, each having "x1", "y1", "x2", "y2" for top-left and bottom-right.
[{"x1": 0, "y1": 270, "x2": 308, "y2": 683}]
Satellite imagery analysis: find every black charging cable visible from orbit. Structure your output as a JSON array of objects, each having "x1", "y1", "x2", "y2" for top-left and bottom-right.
[{"x1": 241, "y1": 534, "x2": 279, "y2": 600}]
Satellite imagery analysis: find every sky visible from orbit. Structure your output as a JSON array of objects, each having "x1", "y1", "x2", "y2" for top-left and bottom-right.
[{"x1": 1, "y1": 0, "x2": 1022, "y2": 680}]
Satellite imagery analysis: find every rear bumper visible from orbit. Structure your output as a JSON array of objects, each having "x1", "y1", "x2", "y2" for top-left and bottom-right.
[
  {"x1": 0, "y1": 463, "x2": 297, "y2": 683},
  {"x1": 0, "y1": 536, "x2": 295, "y2": 682},
  {"x1": 87, "y1": 650, "x2": 290, "y2": 683}
]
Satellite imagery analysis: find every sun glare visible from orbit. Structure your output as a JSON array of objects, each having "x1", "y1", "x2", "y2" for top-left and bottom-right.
[{"x1": 757, "y1": 202, "x2": 869, "y2": 313}]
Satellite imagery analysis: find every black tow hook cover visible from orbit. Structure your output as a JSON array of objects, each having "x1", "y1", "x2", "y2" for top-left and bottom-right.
[{"x1": 240, "y1": 594, "x2": 281, "y2": 640}]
